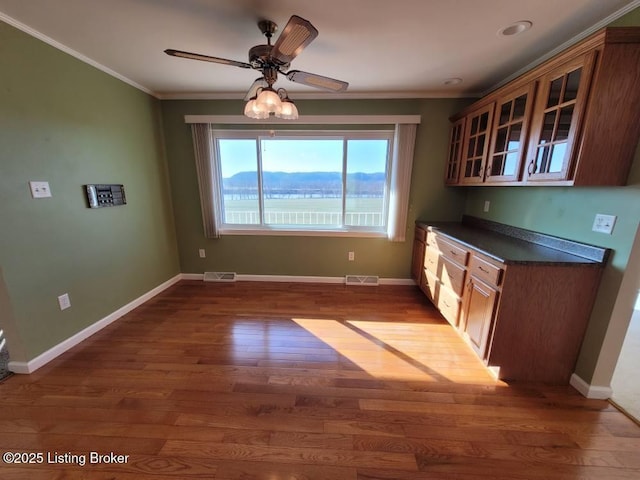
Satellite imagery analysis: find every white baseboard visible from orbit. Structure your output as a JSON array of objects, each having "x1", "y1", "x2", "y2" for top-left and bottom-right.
[
  {"x1": 8, "y1": 274, "x2": 182, "y2": 374},
  {"x1": 570, "y1": 373, "x2": 613, "y2": 399},
  {"x1": 183, "y1": 273, "x2": 415, "y2": 286},
  {"x1": 181, "y1": 273, "x2": 205, "y2": 280}
]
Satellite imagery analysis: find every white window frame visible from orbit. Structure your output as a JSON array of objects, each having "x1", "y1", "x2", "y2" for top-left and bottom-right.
[{"x1": 211, "y1": 129, "x2": 395, "y2": 237}]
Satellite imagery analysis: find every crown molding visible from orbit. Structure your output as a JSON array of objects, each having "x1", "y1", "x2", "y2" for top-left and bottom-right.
[
  {"x1": 157, "y1": 90, "x2": 481, "y2": 100},
  {"x1": 0, "y1": 11, "x2": 157, "y2": 98}
]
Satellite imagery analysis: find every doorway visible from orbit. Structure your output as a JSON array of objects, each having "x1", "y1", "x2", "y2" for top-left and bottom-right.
[
  {"x1": 0, "y1": 328, "x2": 10, "y2": 382},
  {"x1": 610, "y1": 297, "x2": 640, "y2": 422}
]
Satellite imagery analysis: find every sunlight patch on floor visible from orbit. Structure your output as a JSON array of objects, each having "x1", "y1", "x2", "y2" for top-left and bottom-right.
[{"x1": 291, "y1": 317, "x2": 498, "y2": 384}]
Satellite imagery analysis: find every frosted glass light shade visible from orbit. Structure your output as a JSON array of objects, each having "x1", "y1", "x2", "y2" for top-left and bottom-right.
[
  {"x1": 276, "y1": 100, "x2": 299, "y2": 120},
  {"x1": 244, "y1": 99, "x2": 269, "y2": 119},
  {"x1": 254, "y1": 89, "x2": 282, "y2": 114}
]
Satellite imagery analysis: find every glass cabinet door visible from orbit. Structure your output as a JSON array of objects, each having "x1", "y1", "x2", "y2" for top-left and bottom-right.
[
  {"x1": 445, "y1": 118, "x2": 466, "y2": 184},
  {"x1": 525, "y1": 52, "x2": 596, "y2": 182},
  {"x1": 485, "y1": 84, "x2": 535, "y2": 182},
  {"x1": 460, "y1": 104, "x2": 495, "y2": 184}
]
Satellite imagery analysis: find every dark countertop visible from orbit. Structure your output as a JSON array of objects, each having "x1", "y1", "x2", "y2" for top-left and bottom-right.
[{"x1": 416, "y1": 216, "x2": 610, "y2": 266}]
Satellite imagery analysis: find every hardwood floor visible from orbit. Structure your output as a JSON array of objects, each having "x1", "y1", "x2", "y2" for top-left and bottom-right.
[{"x1": 1, "y1": 280, "x2": 639, "y2": 479}]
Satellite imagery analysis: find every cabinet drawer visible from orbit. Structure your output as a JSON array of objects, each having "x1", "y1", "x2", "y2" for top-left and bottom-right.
[
  {"x1": 424, "y1": 246, "x2": 440, "y2": 276},
  {"x1": 415, "y1": 226, "x2": 427, "y2": 242},
  {"x1": 438, "y1": 286, "x2": 460, "y2": 327},
  {"x1": 423, "y1": 269, "x2": 439, "y2": 303},
  {"x1": 437, "y1": 237, "x2": 470, "y2": 265},
  {"x1": 440, "y1": 256, "x2": 466, "y2": 296},
  {"x1": 469, "y1": 255, "x2": 503, "y2": 286}
]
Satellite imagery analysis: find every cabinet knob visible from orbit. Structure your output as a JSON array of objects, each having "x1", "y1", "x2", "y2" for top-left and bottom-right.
[{"x1": 527, "y1": 159, "x2": 536, "y2": 175}]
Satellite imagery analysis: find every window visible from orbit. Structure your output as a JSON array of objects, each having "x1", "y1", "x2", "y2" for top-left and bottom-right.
[{"x1": 213, "y1": 130, "x2": 393, "y2": 236}]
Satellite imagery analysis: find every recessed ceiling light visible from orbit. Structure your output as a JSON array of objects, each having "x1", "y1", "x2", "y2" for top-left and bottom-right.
[
  {"x1": 443, "y1": 77, "x2": 463, "y2": 86},
  {"x1": 498, "y1": 20, "x2": 533, "y2": 37}
]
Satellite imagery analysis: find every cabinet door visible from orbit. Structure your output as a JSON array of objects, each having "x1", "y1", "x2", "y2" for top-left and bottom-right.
[
  {"x1": 460, "y1": 104, "x2": 495, "y2": 184},
  {"x1": 524, "y1": 52, "x2": 597, "y2": 182},
  {"x1": 444, "y1": 118, "x2": 466, "y2": 184},
  {"x1": 486, "y1": 84, "x2": 535, "y2": 182},
  {"x1": 460, "y1": 276, "x2": 498, "y2": 359}
]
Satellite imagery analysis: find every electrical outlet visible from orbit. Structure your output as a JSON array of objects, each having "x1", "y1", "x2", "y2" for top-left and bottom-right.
[
  {"x1": 348, "y1": 251, "x2": 355, "y2": 261},
  {"x1": 57, "y1": 293, "x2": 71, "y2": 311},
  {"x1": 592, "y1": 214, "x2": 616, "y2": 234},
  {"x1": 199, "y1": 249, "x2": 206, "y2": 258},
  {"x1": 483, "y1": 200, "x2": 490, "y2": 212},
  {"x1": 29, "y1": 181, "x2": 52, "y2": 198}
]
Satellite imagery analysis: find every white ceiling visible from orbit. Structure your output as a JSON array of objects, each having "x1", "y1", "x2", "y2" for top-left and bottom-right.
[{"x1": 0, "y1": 0, "x2": 638, "y2": 99}]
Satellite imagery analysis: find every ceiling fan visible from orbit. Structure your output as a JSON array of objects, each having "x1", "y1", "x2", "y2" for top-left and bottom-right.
[{"x1": 165, "y1": 15, "x2": 349, "y2": 118}]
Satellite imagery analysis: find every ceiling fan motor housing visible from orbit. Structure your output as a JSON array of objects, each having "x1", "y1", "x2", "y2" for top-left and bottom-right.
[{"x1": 249, "y1": 45, "x2": 290, "y2": 71}]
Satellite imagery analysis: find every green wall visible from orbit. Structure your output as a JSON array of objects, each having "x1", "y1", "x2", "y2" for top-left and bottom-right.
[
  {"x1": 161, "y1": 98, "x2": 469, "y2": 278},
  {"x1": 0, "y1": 22, "x2": 180, "y2": 362},
  {"x1": 463, "y1": 8, "x2": 640, "y2": 383}
]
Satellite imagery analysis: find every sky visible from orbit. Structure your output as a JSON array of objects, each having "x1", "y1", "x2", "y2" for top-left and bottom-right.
[{"x1": 218, "y1": 138, "x2": 389, "y2": 178}]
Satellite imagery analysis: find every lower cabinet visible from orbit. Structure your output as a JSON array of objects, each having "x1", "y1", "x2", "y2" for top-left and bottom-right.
[{"x1": 412, "y1": 223, "x2": 604, "y2": 384}]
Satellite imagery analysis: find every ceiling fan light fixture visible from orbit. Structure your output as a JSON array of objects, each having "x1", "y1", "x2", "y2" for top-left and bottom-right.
[
  {"x1": 276, "y1": 90, "x2": 299, "y2": 120},
  {"x1": 277, "y1": 101, "x2": 298, "y2": 120},
  {"x1": 254, "y1": 87, "x2": 282, "y2": 115},
  {"x1": 244, "y1": 97, "x2": 269, "y2": 119}
]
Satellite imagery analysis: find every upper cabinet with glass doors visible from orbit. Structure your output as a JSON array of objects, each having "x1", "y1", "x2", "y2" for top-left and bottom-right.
[
  {"x1": 523, "y1": 53, "x2": 595, "y2": 183},
  {"x1": 486, "y1": 83, "x2": 535, "y2": 183},
  {"x1": 444, "y1": 27, "x2": 640, "y2": 187}
]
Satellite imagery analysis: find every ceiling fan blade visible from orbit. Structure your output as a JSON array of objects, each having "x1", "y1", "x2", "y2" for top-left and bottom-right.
[
  {"x1": 164, "y1": 49, "x2": 252, "y2": 69},
  {"x1": 244, "y1": 77, "x2": 268, "y2": 101},
  {"x1": 286, "y1": 70, "x2": 349, "y2": 92},
  {"x1": 270, "y1": 15, "x2": 318, "y2": 64}
]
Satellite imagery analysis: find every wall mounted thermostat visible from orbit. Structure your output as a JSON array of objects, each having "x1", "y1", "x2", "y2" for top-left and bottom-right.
[{"x1": 85, "y1": 184, "x2": 126, "y2": 208}]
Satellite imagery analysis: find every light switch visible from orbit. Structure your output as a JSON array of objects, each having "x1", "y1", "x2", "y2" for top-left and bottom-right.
[
  {"x1": 592, "y1": 214, "x2": 616, "y2": 235},
  {"x1": 29, "y1": 181, "x2": 52, "y2": 198},
  {"x1": 58, "y1": 293, "x2": 71, "y2": 311}
]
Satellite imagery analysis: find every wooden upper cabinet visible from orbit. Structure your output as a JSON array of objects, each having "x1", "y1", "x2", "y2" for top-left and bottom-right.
[
  {"x1": 444, "y1": 117, "x2": 466, "y2": 184},
  {"x1": 523, "y1": 53, "x2": 596, "y2": 183},
  {"x1": 445, "y1": 27, "x2": 640, "y2": 187},
  {"x1": 486, "y1": 83, "x2": 535, "y2": 183},
  {"x1": 459, "y1": 104, "x2": 495, "y2": 184}
]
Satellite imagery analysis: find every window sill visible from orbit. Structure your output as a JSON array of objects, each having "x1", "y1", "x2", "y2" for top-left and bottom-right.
[{"x1": 219, "y1": 227, "x2": 388, "y2": 238}]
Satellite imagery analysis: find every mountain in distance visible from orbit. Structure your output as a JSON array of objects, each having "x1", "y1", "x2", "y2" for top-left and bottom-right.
[
  {"x1": 223, "y1": 171, "x2": 385, "y2": 197},
  {"x1": 224, "y1": 171, "x2": 385, "y2": 186}
]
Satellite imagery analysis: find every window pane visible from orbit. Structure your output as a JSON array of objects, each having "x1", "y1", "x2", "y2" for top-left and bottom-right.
[
  {"x1": 513, "y1": 94, "x2": 527, "y2": 120},
  {"x1": 345, "y1": 139, "x2": 388, "y2": 227},
  {"x1": 491, "y1": 154, "x2": 504, "y2": 176},
  {"x1": 564, "y1": 68, "x2": 582, "y2": 102},
  {"x1": 547, "y1": 77, "x2": 563, "y2": 108},
  {"x1": 556, "y1": 105, "x2": 574, "y2": 142},
  {"x1": 499, "y1": 101, "x2": 512, "y2": 125},
  {"x1": 549, "y1": 143, "x2": 567, "y2": 173},
  {"x1": 261, "y1": 138, "x2": 343, "y2": 226},
  {"x1": 541, "y1": 111, "x2": 556, "y2": 143},
  {"x1": 504, "y1": 152, "x2": 519, "y2": 176},
  {"x1": 219, "y1": 139, "x2": 259, "y2": 224},
  {"x1": 507, "y1": 124, "x2": 522, "y2": 151},
  {"x1": 495, "y1": 126, "x2": 508, "y2": 153}
]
